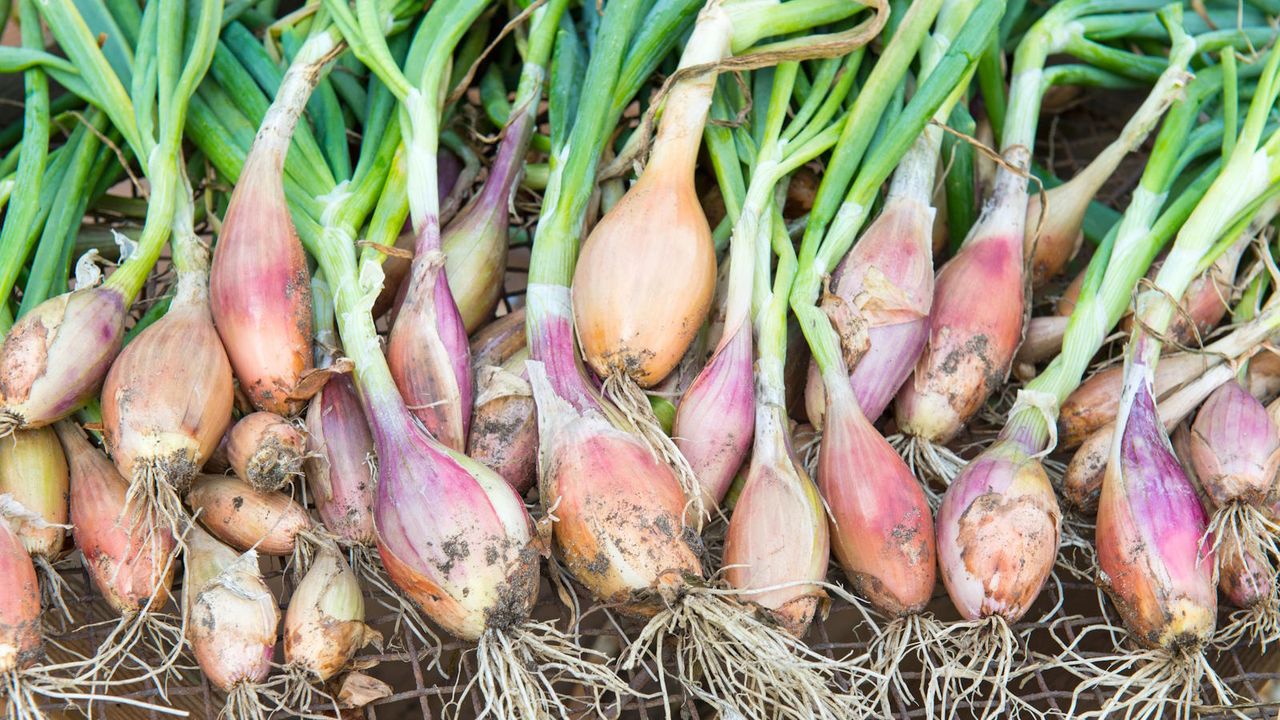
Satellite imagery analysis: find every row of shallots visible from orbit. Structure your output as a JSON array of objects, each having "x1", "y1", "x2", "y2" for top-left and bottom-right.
[{"x1": 2, "y1": 0, "x2": 1280, "y2": 719}]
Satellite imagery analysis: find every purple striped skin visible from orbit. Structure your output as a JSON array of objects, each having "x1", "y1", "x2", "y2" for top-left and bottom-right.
[{"x1": 0, "y1": 287, "x2": 126, "y2": 429}]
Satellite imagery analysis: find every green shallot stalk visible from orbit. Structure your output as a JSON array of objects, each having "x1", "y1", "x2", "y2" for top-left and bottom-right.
[
  {"x1": 1077, "y1": 40, "x2": 1280, "y2": 720},
  {"x1": 0, "y1": 0, "x2": 220, "y2": 439}
]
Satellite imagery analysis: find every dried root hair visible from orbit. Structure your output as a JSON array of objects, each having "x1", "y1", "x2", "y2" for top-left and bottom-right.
[
  {"x1": 272, "y1": 664, "x2": 342, "y2": 720},
  {"x1": 33, "y1": 555, "x2": 77, "y2": 632},
  {"x1": 1056, "y1": 512, "x2": 1099, "y2": 582},
  {"x1": 602, "y1": 372, "x2": 707, "y2": 528},
  {"x1": 935, "y1": 615, "x2": 1043, "y2": 720},
  {"x1": 1057, "y1": 624, "x2": 1239, "y2": 720},
  {"x1": 1202, "y1": 500, "x2": 1280, "y2": 577},
  {"x1": 869, "y1": 612, "x2": 953, "y2": 719},
  {"x1": 122, "y1": 455, "x2": 196, "y2": 551},
  {"x1": 887, "y1": 434, "x2": 964, "y2": 508},
  {"x1": 347, "y1": 543, "x2": 443, "y2": 668},
  {"x1": 221, "y1": 680, "x2": 271, "y2": 720},
  {"x1": 454, "y1": 620, "x2": 635, "y2": 720},
  {"x1": 1214, "y1": 594, "x2": 1280, "y2": 650},
  {"x1": 3, "y1": 665, "x2": 187, "y2": 720},
  {"x1": 619, "y1": 582, "x2": 871, "y2": 720}
]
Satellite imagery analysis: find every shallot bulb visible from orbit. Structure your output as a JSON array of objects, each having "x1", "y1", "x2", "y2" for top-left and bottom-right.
[
  {"x1": 305, "y1": 375, "x2": 376, "y2": 545},
  {"x1": 0, "y1": 428, "x2": 68, "y2": 565},
  {"x1": 0, "y1": 509, "x2": 41, "y2": 676},
  {"x1": 225, "y1": 411, "x2": 306, "y2": 492},
  {"x1": 468, "y1": 352, "x2": 539, "y2": 494},
  {"x1": 0, "y1": 287, "x2": 126, "y2": 433},
  {"x1": 187, "y1": 474, "x2": 314, "y2": 558}
]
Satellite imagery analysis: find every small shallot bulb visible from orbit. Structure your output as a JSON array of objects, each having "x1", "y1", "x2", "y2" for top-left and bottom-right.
[
  {"x1": 184, "y1": 525, "x2": 279, "y2": 692},
  {"x1": 469, "y1": 308, "x2": 528, "y2": 370},
  {"x1": 225, "y1": 411, "x2": 306, "y2": 492},
  {"x1": 386, "y1": 248, "x2": 474, "y2": 452},
  {"x1": 101, "y1": 281, "x2": 233, "y2": 496},
  {"x1": 0, "y1": 287, "x2": 126, "y2": 432},
  {"x1": 1024, "y1": 179, "x2": 1090, "y2": 285},
  {"x1": 1063, "y1": 423, "x2": 1114, "y2": 514},
  {"x1": 1059, "y1": 353, "x2": 1209, "y2": 450},
  {"x1": 805, "y1": 193, "x2": 934, "y2": 427},
  {"x1": 1218, "y1": 532, "x2": 1272, "y2": 611},
  {"x1": 895, "y1": 207, "x2": 1024, "y2": 448},
  {"x1": 674, "y1": 322, "x2": 754, "y2": 512},
  {"x1": 210, "y1": 142, "x2": 313, "y2": 416},
  {"x1": 936, "y1": 437, "x2": 1059, "y2": 622},
  {"x1": 1096, "y1": 381, "x2": 1215, "y2": 649},
  {"x1": 284, "y1": 546, "x2": 377, "y2": 682},
  {"x1": 0, "y1": 512, "x2": 40, "y2": 675},
  {"x1": 1188, "y1": 381, "x2": 1280, "y2": 507},
  {"x1": 305, "y1": 376, "x2": 375, "y2": 545},
  {"x1": 187, "y1": 474, "x2": 312, "y2": 556},
  {"x1": 468, "y1": 354, "x2": 539, "y2": 494},
  {"x1": 56, "y1": 421, "x2": 175, "y2": 615},
  {"x1": 571, "y1": 13, "x2": 728, "y2": 389},
  {"x1": 371, "y1": 399, "x2": 538, "y2": 641},
  {"x1": 528, "y1": 363, "x2": 700, "y2": 617},
  {"x1": 723, "y1": 406, "x2": 828, "y2": 637},
  {"x1": 0, "y1": 427, "x2": 68, "y2": 562},
  {"x1": 818, "y1": 373, "x2": 934, "y2": 618}
]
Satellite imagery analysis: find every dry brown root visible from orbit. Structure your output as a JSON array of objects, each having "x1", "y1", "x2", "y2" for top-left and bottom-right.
[
  {"x1": 121, "y1": 459, "x2": 194, "y2": 550},
  {"x1": 1214, "y1": 596, "x2": 1280, "y2": 650},
  {"x1": 347, "y1": 543, "x2": 442, "y2": 667},
  {"x1": 1056, "y1": 513, "x2": 1099, "y2": 582},
  {"x1": 222, "y1": 681, "x2": 271, "y2": 720},
  {"x1": 1203, "y1": 501, "x2": 1280, "y2": 577},
  {"x1": 619, "y1": 588, "x2": 870, "y2": 720},
  {"x1": 936, "y1": 615, "x2": 1043, "y2": 720},
  {"x1": 869, "y1": 612, "x2": 952, "y2": 719},
  {"x1": 33, "y1": 556, "x2": 76, "y2": 631},
  {"x1": 455, "y1": 621, "x2": 635, "y2": 720},
  {"x1": 1057, "y1": 627, "x2": 1239, "y2": 720},
  {"x1": 602, "y1": 373, "x2": 706, "y2": 526},
  {"x1": 888, "y1": 434, "x2": 964, "y2": 508},
  {"x1": 68, "y1": 610, "x2": 188, "y2": 693}
]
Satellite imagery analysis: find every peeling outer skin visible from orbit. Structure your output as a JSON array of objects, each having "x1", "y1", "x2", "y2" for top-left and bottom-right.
[
  {"x1": 186, "y1": 566, "x2": 279, "y2": 691},
  {"x1": 1189, "y1": 381, "x2": 1280, "y2": 507},
  {"x1": 305, "y1": 376, "x2": 376, "y2": 545},
  {"x1": 60, "y1": 423, "x2": 175, "y2": 614},
  {"x1": 936, "y1": 438, "x2": 1060, "y2": 622},
  {"x1": 805, "y1": 197, "x2": 933, "y2": 427},
  {"x1": 723, "y1": 407, "x2": 828, "y2": 638},
  {"x1": 468, "y1": 308, "x2": 528, "y2": 371},
  {"x1": 284, "y1": 550, "x2": 373, "y2": 681},
  {"x1": 1059, "y1": 353, "x2": 1212, "y2": 450},
  {"x1": 187, "y1": 474, "x2": 313, "y2": 556},
  {"x1": 539, "y1": 412, "x2": 702, "y2": 619},
  {"x1": 387, "y1": 246, "x2": 474, "y2": 453},
  {"x1": 371, "y1": 407, "x2": 538, "y2": 641},
  {"x1": 0, "y1": 287, "x2": 126, "y2": 430},
  {"x1": 895, "y1": 231, "x2": 1025, "y2": 444},
  {"x1": 101, "y1": 299, "x2": 233, "y2": 490},
  {"x1": 1096, "y1": 382, "x2": 1215, "y2": 650},
  {"x1": 572, "y1": 155, "x2": 718, "y2": 388},
  {"x1": 467, "y1": 364, "x2": 539, "y2": 495},
  {"x1": 0, "y1": 519, "x2": 42, "y2": 674},
  {"x1": 674, "y1": 322, "x2": 754, "y2": 512},
  {"x1": 819, "y1": 379, "x2": 935, "y2": 618}
]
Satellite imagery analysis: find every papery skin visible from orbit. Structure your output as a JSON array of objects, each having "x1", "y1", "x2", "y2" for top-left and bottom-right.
[
  {"x1": 468, "y1": 358, "x2": 539, "y2": 494},
  {"x1": 226, "y1": 411, "x2": 306, "y2": 492},
  {"x1": 723, "y1": 406, "x2": 827, "y2": 637},
  {"x1": 1189, "y1": 381, "x2": 1280, "y2": 506},
  {"x1": 0, "y1": 517, "x2": 41, "y2": 674},
  {"x1": 1096, "y1": 382, "x2": 1215, "y2": 649},
  {"x1": 387, "y1": 244, "x2": 473, "y2": 452},
  {"x1": 185, "y1": 528, "x2": 278, "y2": 691},
  {"x1": 572, "y1": 151, "x2": 717, "y2": 388},
  {"x1": 57, "y1": 422, "x2": 175, "y2": 615},
  {"x1": 0, "y1": 427, "x2": 68, "y2": 559},
  {"x1": 896, "y1": 228, "x2": 1024, "y2": 444},
  {"x1": 805, "y1": 195, "x2": 934, "y2": 427},
  {"x1": 1059, "y1": 353, "x2": 1209, "y2": 449},
  {"x1": 0, "y1": 287, "x2": 126, "y2": 429},
  {"x1": 469, "y1": 308, "x2": 528, "y2": 370},
  {"x1": 188, "y1": 474, "x2": 312, "y2": 556},
  {"x1": 370, "y1": 397, "x2": 537, "y2": 641},
  {"x1": 675, "y1": 323, "x2": 754, "y2": 511},
  {"x1": 819, "y1": 376, "x2": 935, "y2": 617},
  {"x1": 305, "y1": 376, "x2": 376, "y2": 545},
  {"x1": 285, "y1": 548, "x2": 370, "y2": 681},
  {"x1": 936, "y1": 438, "x2": 1059, "y2": 622},
  {"x1": 102, "y1": 288, "x2": 233, "y2": 491},
  {"x1": 210, "y1": 154, "x2": 313, "y2": 417}
]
